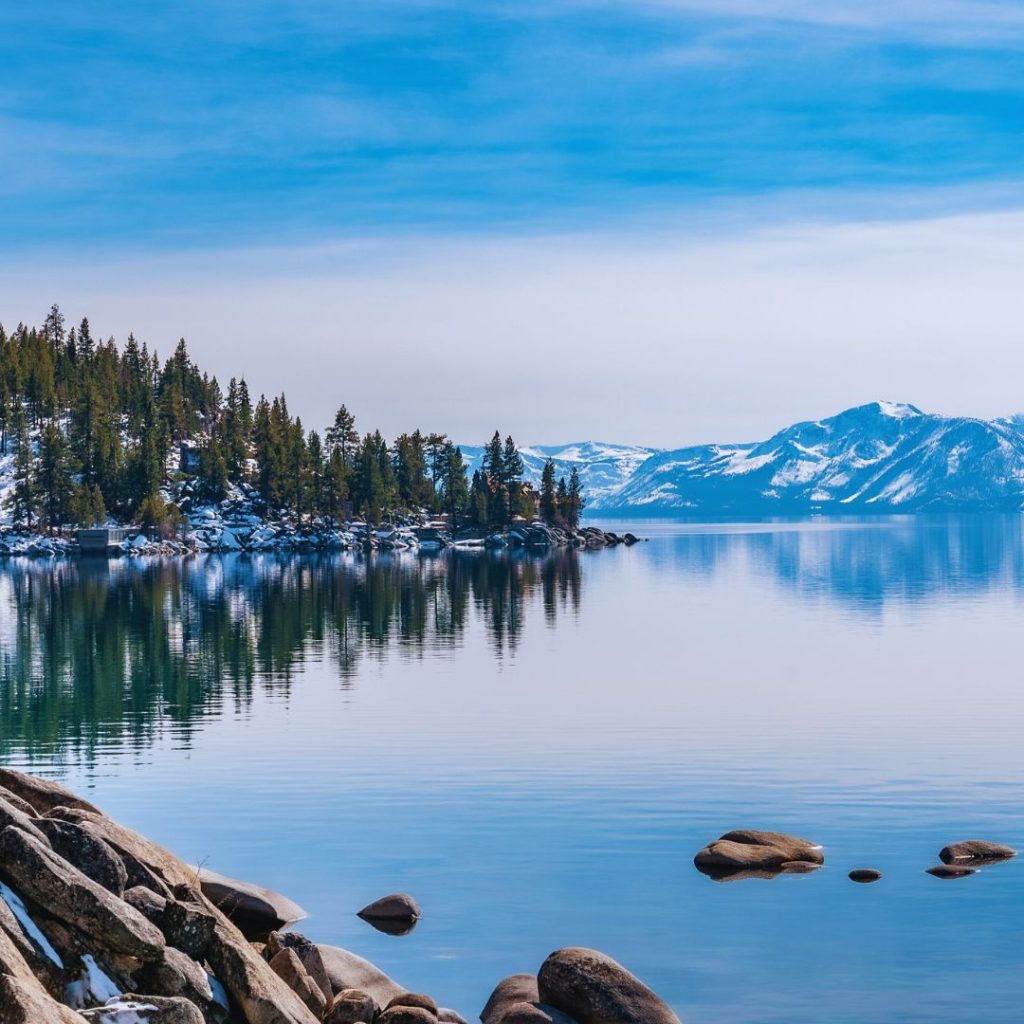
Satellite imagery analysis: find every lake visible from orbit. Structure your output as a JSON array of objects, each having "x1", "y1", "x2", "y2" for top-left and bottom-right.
[{"x1": 1, "y1": 516, "x2": 1022, "y2": 1023}]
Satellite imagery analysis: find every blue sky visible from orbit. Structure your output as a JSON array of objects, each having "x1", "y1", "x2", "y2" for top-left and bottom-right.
[{"x1": 3, "y1": 2, "x2": 1024, "y2": 442}]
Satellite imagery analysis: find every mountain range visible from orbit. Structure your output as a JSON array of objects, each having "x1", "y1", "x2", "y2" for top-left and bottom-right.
[{"x1": 480, "y1": 402, "x2": 1024, "y2": 515}]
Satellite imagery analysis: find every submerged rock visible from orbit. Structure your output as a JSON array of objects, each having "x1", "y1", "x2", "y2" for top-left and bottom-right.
[
  {"x1": 538, "y1": 947, "x2": 681, "y2": 1024},
  {"x1": 927, "y1": 864, "x2": 977, "y2": 879},
  {"x1": 939, "y1": 840, "x2": 1016, "y2": 865},
  {"x1": 848, "y1": 869, "x2": 882, "y2": 883}
]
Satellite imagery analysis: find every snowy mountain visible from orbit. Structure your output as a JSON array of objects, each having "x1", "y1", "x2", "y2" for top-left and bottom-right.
[
  {"x1": 591, "y1": 402, "x2": 1024, "y2": 514},
  {"x1": 461, "y1": 441, "x2": 658, "y2": 505}
]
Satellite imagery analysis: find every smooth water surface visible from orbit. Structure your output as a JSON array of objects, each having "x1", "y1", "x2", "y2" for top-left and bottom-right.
[{"x1": 1, "y1": 517, "x2": 1022, "y2": 1022}]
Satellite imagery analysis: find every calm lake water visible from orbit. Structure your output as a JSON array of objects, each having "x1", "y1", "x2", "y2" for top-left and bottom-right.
[{"x1": 1, "y1": 517, "x2": 1022, "y2": 1023}]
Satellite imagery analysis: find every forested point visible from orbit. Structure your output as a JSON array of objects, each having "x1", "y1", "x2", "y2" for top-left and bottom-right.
[{"x1": 0, "y1": 306, "x2": 585, "y2": 534}]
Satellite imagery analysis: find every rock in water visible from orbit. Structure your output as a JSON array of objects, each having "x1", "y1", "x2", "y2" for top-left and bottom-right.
[
  {"x1": 848, "y1": 869, "x2": 882, "y2": 883},
  {"x1": 694, "y1": 829, "x2": 824, "y2": 878},
  {"x1": 939, "y1": 840, "x2": 1017, "y2": 864},
  {"x1": 195, "y1": 867, "x2": 306, "y2": 937},
  {"x1": 538, "y1": 947, "x2": 681, "y2": 1024},
  {"x1": 0, "y1": 826, "x2": 165, "y2": 959},
  {"x1": 927, "y1": 865, "x2": 977, "y2": 879},
  {"x1": 358, "y1": 893, "x2": 421, "y2": 924}
]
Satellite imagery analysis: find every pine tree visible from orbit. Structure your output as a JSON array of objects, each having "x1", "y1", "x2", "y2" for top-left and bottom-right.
[
  {"x1": 8, "y1": 406, "x2": 36, "y2": 528},
  {"x1": 440, "y1": 442, "x2": 469, "y2": 527},
  {"x1": 502, "y1": 435, "x2": 525, "y2": 523},
  {"x1": 540, "y1": 459, "x2": 557, "y2": 524},
  {"x1": 326, "y1": 405, "x2": 359, "y2": 468},
  {"x1": 36, "y1": 421, "x2": 78, "y2": 530},
  {"x1": 566, "y1": 467, "x2": 585, "y2": 529}
]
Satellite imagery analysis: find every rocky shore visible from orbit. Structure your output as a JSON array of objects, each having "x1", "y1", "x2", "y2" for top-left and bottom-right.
[
  {"x1": 0, "y1": 489, "x2": 641, "y2": 558},
  {"x1": 0, "y1": 770, "x2": 677, "y2": 1024}
]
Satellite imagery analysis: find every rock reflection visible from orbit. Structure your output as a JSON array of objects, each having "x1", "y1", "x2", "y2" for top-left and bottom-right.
[{"x1": 0, "y1": 550, "x2": 582, "y2": 760}]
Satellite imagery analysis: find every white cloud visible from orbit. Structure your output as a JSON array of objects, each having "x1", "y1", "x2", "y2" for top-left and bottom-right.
[{"x1": 5, "y1": 202, "x2": 1024, "y2": 448}]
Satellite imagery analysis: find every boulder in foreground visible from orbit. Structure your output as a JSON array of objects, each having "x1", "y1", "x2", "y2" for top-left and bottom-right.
[{"x1": 538, "y1": 947, "x2": 681, "y2": 1024}]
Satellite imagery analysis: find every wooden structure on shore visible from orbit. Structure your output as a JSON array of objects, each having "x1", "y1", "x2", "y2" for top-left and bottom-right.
[{"x1": 77, "y1": 527, "x2": 128, "y2": 553}]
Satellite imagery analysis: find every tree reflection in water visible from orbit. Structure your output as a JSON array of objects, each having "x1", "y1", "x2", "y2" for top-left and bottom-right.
[{"x1": 0, "y1": 550, "x2": 582, "y2": 761}]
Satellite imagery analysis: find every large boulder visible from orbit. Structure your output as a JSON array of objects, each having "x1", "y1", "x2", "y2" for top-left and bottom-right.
[
  {"x1": 195, "y1": 868, "x2": 306, "y2": 938},
  {"x1": 378, "y1": 1008, "x2": 437, "y2": 1024},
  {"x1": 481, "y1": 975, "x2": 576, "y2": 1024},
  {"x1": 387, "y1": 992, "x2": 437, "y2": 1014},
  {"x1": 537, "y1": 947, "x2": 681, "y2": 1024},
  {"x1": 324, "y1": 987, "x2": 377, "y2": 1024},
  {"x1": 358, "y1": 893, "x2": 421, "y2": 922},
  {"x1": 0, "y1": 787, "x2": 40, "y2": 818},
  {"x1": 694, "y1": 830, "x2": 823, "y2": 878},
  {"x1": 266, "y1": 930, "x2": 331, "y2": 1002},
  {"x1": 0, "y1": 826, "x2": 165, "y2": 960},
  {"x1": 162, "y1": 888, "x2": 217, "y2": 960},
  {"x1": 939, "y1": 840, "x2": 1016, "y2": 864},
  {"x1": 36, "y1": 818, "x2": 128, "y2": 895},
  {"x1": 268, "y1": 948, "x2": 328, "y2": 1018},
  {"x1": 0, "y1": 796, "x2": 52, "y2": 846},
  {"x1": 0, "y1": 924, "x2": 82, "y2": 1024},
  {"x1": 204, "y1": 918, "x2": 321, "y2": 1024},
  {"x1": 0, "y1": 769, "x2": 103, "y2": 816},
  {"x1": 49, "y1": 807, "x2": 194, "y2": 894},
  {"x1": 318, "y1": 945, "x2": 405, "y2": 1010},
  {"x1": 134, "y1": 945, "x2": 227, "y2": 1020}
]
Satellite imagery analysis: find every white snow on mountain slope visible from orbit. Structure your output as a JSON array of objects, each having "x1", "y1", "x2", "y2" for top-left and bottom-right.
[
  {"x1": 592, "y1": 402, "x2": 1024, "y2": 514},
  {"x1": 461, "y1": 441, "x2": 659, "y2": 503}
]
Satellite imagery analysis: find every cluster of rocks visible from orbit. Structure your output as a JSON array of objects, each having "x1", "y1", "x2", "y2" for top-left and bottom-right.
[
  {"x1": 693, "y1": 829, "x2": 1017, "y2": 883},
  {"x1": 0, "y1": 769, "x2": 679, "y2": 1024},
  {"x1": 481, "y1": 524, "x2": 639, "y2": 550},
  {"x1": 0, "y1": 531, "x2": 75, "y2": 558}
]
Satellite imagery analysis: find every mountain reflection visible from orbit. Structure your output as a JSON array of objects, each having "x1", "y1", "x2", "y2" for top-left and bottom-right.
[
  {"x1": 0, "y1": 550, "x2": 581, "y2": 759},
  {"x1": 664, "y1": 515, "x2": 1024, "y2": 608}
]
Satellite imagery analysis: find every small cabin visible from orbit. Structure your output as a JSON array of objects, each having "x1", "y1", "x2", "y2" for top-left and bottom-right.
[{"x1": 77, "y1": 527, "x2": 127, "y2": 553}]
